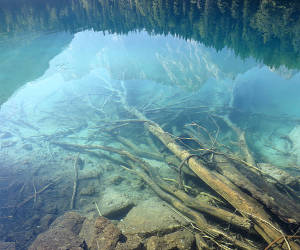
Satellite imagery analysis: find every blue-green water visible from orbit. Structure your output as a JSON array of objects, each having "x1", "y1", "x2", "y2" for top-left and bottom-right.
[{"x1": 0, "y1": 0, "x2": 300, "y2": 249}]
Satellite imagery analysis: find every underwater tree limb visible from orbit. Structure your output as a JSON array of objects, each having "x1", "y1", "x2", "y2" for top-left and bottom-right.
[
  {"x1": 107, "y1": 139, "x2": 253, "y2": 231},
  {"x1": 113, "y1": 85, "x2": 298, "y2": 247},
  {"x1": 123, "y1": 162, "x2": 257, "y2": 250},
  {"x1": 195, "y1": 233, "x2": 210, "y2": 249},
  {"x1": 16, "y1": 181, "x2": 55, "y2": 208},
  {"x1": 212, "y1": 114, "x2": 256, "y2": 167},
  {"x1": 52, "y1": 142, "x2": 128, "y2": 167},
  {"x1": 183, "y1": 121, "x2": 300, "y2": 223},
  {"x1": 54, "y1": 141, "x2": 256, "y2": 248},
  {"x1": 214, "y1": 154, "x2": 300, "y2": 224},
  {"x1": 70, "y1": 153, "x2": 79, "y2": 210},
  {"x1": 178, "y1": 154, "x2": 202, "y2": 191},
  {"x1": 155, "y1": 176, "x2": 253, "y2": 231},
  {"x1": 265, "y1": 236, "x2": 300, "y2": 250},
  {"x1": 114, "y1": 135, "x2": 164, "y2": 161}
]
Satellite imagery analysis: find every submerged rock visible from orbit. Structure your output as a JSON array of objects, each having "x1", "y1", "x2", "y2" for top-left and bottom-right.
[
  {"x1": 80, "y1": 216, "x2": 122, "y2": 250},
  {"x1": 23, "y1": 143, "x2": 33, "y2": 151},
  {"x1": 115, "y1": 234, "x2": 143, "y2": 250},
  {"x1": 118, "y1": 199, "x2": 189, "y2": 238},
  {"x1": 0, "y1": 241, "x2": 16, "y2": 250},
  {"x1": 29, "y1": 211, "x2": 85, "y2": 250},
  {"x1": 0, "y1": 131, "x2": 13, "y2": 139},
  {"x1": 146, "y1": 230, "x2": 195, "y2": 250},
  {"x1": 99, "y1": 188, "x2": 134, "y2": 219},
  {"x1": 28, "y1": 203, "x2": 197, "y2": 250},
  {"x1": 258, "y1": 163, "x2": 300, "y2": 190},
  {"x1": 38, "y1": 214, "x2": 56, "y2": 232},
  {"x1": 290, "y1": 125, "x2": 300, "y2": 165},
  {"x1": 79, "y1": 185, "x2": 96, "y2": 196}
]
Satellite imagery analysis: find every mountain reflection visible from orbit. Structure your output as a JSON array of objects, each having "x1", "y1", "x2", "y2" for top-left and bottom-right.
[{"x1": 0, "y1": 0, "x2": 299, "y2": 70}]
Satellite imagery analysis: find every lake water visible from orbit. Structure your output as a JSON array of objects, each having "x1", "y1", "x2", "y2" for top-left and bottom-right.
[{"x1": 0, "y1": 0, "x2": 300, "y2": 249}]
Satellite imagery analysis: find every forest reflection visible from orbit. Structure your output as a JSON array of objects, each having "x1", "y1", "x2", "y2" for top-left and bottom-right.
[{"x1": 0, "y1": 0, "x2": 299, "y2": 70}]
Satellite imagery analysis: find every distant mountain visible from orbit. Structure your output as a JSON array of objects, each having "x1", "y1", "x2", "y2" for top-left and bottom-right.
[
  {"x1": 52, "y1": 31, "x2": 257, "y2": 90},
  {"x1": 0, "y1": 32, "x2": 73, "y2": 104},
  {"x1": 0, "y1": 0, "x2": 299, "y2": 69},
  {"x1": 269, "y1": 66, "x2": 299, "y2": 80}
]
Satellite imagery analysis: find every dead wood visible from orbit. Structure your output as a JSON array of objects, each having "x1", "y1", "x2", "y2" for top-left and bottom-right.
[
  {"x1": 114, "y1": 135, "x2": 164, "y2": 161},
  {"x1": 216, "y1": 114, "x2": 256, "y2": 167},
  {"x1": 214, "y1": 154, "x2": 300, "y2": 224},
  {"x1": 70, "y1": 153, "x2": 79, "y2": 209},
  {"x1": 17, "y1": 181, "x2": 54, "y2": 208},
  {"x1": 155, "y1": 177, "x2": 252, "y2": 231},
  {"x1": 54, "y1": 141, "x2": 257, "y2": 249},
  {"x1": 114, "y1": 86, "x2": 299, "y2": 248},
  {"x1": 126, "y1": 161, "x2": 256, "y2": 250}
]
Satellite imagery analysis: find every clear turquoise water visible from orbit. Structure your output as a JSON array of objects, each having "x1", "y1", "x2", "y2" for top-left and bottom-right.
[{"x1": 0, "y1": 0, "x2": 299, "y2": 249}]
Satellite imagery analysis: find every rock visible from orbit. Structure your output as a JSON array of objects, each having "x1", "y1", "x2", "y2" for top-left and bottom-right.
[
  {"x1": 0, "y1": 132, "x2": 13, "y2": 139},
  {"x1": 50, "y1": 211, "x2": 84, "y2": 234},
  {"x1": 99, "y1": 188, "x2": 134, "y2": 219},
  {"x1": 0, "y1": 241, "x2": 16, "y2": 250},
  {"x1": 29, "y1": 211, "x2": 85, "y2": 250},
  {"x1": 0, "y1": 140, "x2": 17, "y2": 148},
  {"x1": 115, "y1": 234, "x2": 143, "y2": 250},
  {"x1": 39, "y1": 214, "x2": 55, "y2": 232},
  {"x1": 80, "y1": 216, "x2": 122, "y2": 250},
  {"x1": 258, "y1": 163, "x2": 300, "y2": 190},
  {"x1": 78, "y1": 169, "x2": 101, "y2": 180},
  {"x1": 146, "y1": 230, "x2": 195, "y2": 250},
  {"x1": 118, "y1": 199, "x2": 189, "y2": 238},
  {"x1": 109, "y1": 175, "x2": 125, "y2": 185},
  {"x1": 79, "y1": 185, "x2": 96, "y2": 196},
  {"x1": 23, "y1": 143, "x2": 33, "y2": 151},
  {"x1": 289, "y1": 126, "x2": 300, "y2": 165}
]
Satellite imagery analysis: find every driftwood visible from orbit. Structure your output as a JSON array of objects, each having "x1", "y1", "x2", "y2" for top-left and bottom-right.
[
  {"x1": 114, "y1": 84, "x2": 300, "y2": 249},
  {"x1": 125, "y1": 162, "x2": 256, "y2": 250},
  {"x1": 54, "y1": 141, "x2": 257, "y2": 249},
  {"x1": 70, "y1": 153, "x2": 79, "y2": 209},
  {"x1": 17, "y1": 181, "x2": 53, "y2": 208},
  {"x1": 217, "y1": 114, "x2": 256, "y2": 167},
  {"x1": 114, "y1": 135, "x2": 164, "y2": 161},
  {"x1": 215, "y1": 154, "x2": 300, "y2": 223},
  {"x1": 155, "y1": 176, "x2": 252, "y2": 231},
  {"x1": 55, "y1": 143, "x2": 252, "y2": 230},
  {"x1": 52, "y1": 82, "x2": 300, "y2": 249}
]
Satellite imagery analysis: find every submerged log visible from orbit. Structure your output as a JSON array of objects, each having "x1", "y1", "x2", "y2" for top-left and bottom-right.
[
  {"x1": 114, "y1": 135, "x2": 164, "y2": 161},
  {"x1": 155, "y1": 177, "x2": 252, "y2": 231},
  {"x1": 70, "y1": 153, "x2": 79, "y2": 210},
  {"x1": 54, "y1": 141, "x2": 258, "y2": 248},
  {"x1": 215, "y1": 154, "x2": 300, "y2": 224},
  {"x1": 115, "y1": 85, "x2": 300, "y2": 248}
]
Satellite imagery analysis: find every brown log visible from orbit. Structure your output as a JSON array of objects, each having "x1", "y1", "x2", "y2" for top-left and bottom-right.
[
  {"x1": 214, "y1": 154, "x2": 300, "y2": 224},
  {"x1": 124, "y1": 162, "x2": 257, "y2": 250},
  {"x1": 217, "y1": 114, "x2": 256, "y2": 167},
  {"x1": 115, "y1": 135, "x2": 164, "y2": 161},
  {"x1": 155, "y1": 177, "x2": 252, "y2": 231},
  {"x1": 54, "y1": 141, "x2": 257, "y2": 249},
  {"x1": 70, "y1": 153, "x2": 79, "y2": 209},
  {"x1": 116, "y1": 93, "x2": 297, "y2": 247}
]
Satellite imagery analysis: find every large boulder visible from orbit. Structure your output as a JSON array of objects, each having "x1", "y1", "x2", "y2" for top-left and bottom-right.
[
  {"x1": 97, "y1": 188, "x2": 134, "y2": 219},
  {"x1": 146, "y1": 230, "x2": 195, "y2": 250},
  {"x1": 80, "y1": 216, "x2": 122, "y2": 250},
  {"x1": 290, "y1": 125, "x2": 300, "y2": 165},
  {"x1": 29, "y1": 211, "x2": 85, "y2": 250},
  {"x1": 0, "y1": 241, "x2": 16, "y2": 250},
  {"x1": 118, "y1": 199, "x2": 189, "y2": 237}
]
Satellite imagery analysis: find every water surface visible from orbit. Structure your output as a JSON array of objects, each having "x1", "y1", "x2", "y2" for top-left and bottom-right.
[{"x1": 0, "y1": 0, "x2": 299, "y2": 249}]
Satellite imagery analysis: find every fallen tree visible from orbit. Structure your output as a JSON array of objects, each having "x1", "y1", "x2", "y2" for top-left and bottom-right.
[
  {"x1": 115, "y1": 81, "x2": 300, "y2": 249},
  {"x1": 51, "y1": 80, "x2": 300, "y2": 249}
]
